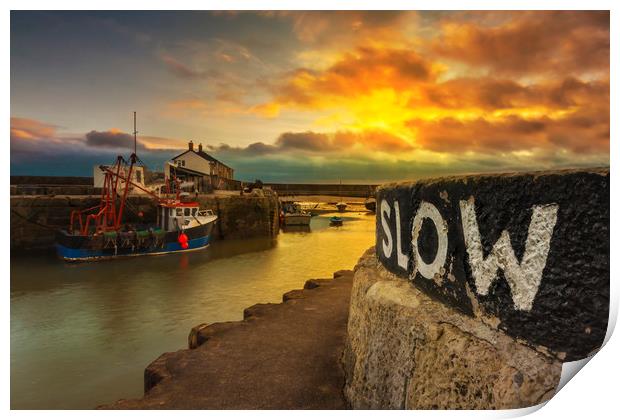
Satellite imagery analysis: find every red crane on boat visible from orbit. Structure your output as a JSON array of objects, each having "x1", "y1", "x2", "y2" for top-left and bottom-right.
[
  {"x1": 69, "y1": 112, "x2": 187, "y2": 236},
  {"x1": 69, "y1": 153, "x2": 183, "y2": 236}
]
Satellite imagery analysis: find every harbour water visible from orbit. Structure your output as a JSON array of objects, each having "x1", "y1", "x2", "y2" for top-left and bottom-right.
[{"x1": 10, "y1": 212, "x2": 375, "y2": 409}]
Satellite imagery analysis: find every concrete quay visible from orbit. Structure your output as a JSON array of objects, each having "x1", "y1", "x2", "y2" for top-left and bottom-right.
[{"x1": 104, "y1": 270, "x2": 354, "y2": 409}]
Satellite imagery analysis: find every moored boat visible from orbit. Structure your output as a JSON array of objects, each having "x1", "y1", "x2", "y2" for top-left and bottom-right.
[
  {"x1": 282, "y1": 201, "x2": 312, "y2": 226},
  {"x1": 335, "y1": 179, "x2": 347, "y2": 212},
  {"x1": 284, "y1": 213, "x2": 312, "y2": 226},
  {"x1": 336, "y1": 202, "x2": 348, "y2": 212},
  {"x1": 56, "y1": 202, "x2": 217, "y2": 261},
  {"x1": 56, "y1": 149, "x2": 218, "y2": 261},
  {"x1": 329, "y1": 216, "x2": 343, "y2": 226}
]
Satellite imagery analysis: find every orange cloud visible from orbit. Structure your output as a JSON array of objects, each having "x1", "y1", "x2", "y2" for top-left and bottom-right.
[
  {"x1": 269, "y1": 46, "x2": 439, "y2": 108},
  {"x1": 408, "y1": 104, "x2": 609, "y2": 155},
  {"x1": 433, "y1": 11, "x2": 609, "y2": 76},
  {"x1": 252, "y1": 12, "x2": 609, "y2": 159},
  {"x1": 10, "y1": 117, "x2": 58, "y2": 141}
]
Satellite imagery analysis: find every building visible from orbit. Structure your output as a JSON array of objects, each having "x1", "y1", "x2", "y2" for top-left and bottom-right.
[{"x1": 165, "y1": 141, "x2": 236, "y2": 192}]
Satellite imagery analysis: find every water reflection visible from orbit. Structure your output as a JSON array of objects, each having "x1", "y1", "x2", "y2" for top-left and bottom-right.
[
  {"x1": 281, "y1": 225, "x2": 311, "y2": 233},
  {"x1": 11, "y1": 212, "x2": 375, "y2": 409}
]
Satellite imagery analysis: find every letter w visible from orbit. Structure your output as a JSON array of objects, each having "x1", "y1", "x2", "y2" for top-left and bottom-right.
[{"x1": 459, "y1": 200, "x2": 559, "y2": 311}]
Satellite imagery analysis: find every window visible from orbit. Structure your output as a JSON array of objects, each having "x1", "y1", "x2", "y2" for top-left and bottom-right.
[
  {"x1": 184, "y1": 208, "x2": 190, "y2": 216},
  {"x1": 135, "y1": 170, "x2": 142, "y2": 183},
  {"x1": 181, "y1": 160, "x2": 185, "y2": 167},
  {"x1": 192, "y1": 208, "x2": 197, "y2": 216},
  {"x1": 176, "y1": 208, "x2": 183, "y2": 216}
]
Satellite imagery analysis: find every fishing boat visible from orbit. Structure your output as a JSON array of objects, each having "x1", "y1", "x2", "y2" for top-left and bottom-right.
[
  {"x1": 329, "y1": 216, "x2": 343, "y2": 226},
  {"x1": 55, "y1": 114, "x2": 218, "y2": 261}
]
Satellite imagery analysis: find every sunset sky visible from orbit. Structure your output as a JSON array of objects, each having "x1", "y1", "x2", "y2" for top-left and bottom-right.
[{"x1": 10, "y1": 11, "x2": 610, "y2": 181}]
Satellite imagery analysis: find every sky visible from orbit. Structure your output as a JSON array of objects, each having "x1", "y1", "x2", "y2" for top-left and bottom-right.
[{"x1": 10, "y1": 10, "x2": 610, "y2": 182}]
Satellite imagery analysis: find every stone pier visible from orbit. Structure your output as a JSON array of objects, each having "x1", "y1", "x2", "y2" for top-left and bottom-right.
[{"x1": 343, "y1": 168, "x2": 609, "y2": 409}]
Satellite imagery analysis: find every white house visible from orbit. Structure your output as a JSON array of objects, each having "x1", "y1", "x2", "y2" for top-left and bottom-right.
[{"x1": 165, "y1": 141, "x2": 235, "y2": 191}]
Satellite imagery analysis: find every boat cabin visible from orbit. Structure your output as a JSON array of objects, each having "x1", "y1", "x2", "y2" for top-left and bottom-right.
[{"x1": 157, "y1": 202, "x2": 214, "y2": 231}]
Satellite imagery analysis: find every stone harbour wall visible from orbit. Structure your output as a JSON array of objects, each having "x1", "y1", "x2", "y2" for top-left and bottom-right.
[
  {"x1": 195, "y1": 192, "x2": 280, "y2": 240},
  {"x1": 343, "y1": 248, "x2": 562, "y2": 409},
  {"x1": 10, "y1": 192, "x2": 279, "y2": 251}
]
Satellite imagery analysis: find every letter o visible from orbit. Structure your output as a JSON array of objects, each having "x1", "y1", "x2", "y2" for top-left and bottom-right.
[{"x1": 410, "y1": 201, "x2": 448, "y2": 280}]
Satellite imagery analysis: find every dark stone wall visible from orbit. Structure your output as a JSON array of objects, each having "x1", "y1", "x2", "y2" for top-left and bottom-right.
[
  {"x1": 375, "y1": 168, "x2": 609, "y2": 361},
  {"x1": 11, "y1": 193, "x2": 280, "y2": 251},
  {"x1": 10, "y1": 175, "x2": 94, "y2": 185}
]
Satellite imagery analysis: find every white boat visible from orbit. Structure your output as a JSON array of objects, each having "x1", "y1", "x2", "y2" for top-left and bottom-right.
[
  {"x1": 282, "y1": 201, "x2": 312, "y2": 226},
  {"x1": 284, "y1": 213, "x2": 312, "y2": 226}
]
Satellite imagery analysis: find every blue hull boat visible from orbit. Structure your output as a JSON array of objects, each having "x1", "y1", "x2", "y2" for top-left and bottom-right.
[{"x1": 56, "y1": 221, "x2": 215, "y2": 261}]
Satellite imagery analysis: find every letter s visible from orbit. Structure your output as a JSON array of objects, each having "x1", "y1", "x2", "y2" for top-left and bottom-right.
[{"x1": 381, "y1": 199, "x2": 393, "y2": 259}]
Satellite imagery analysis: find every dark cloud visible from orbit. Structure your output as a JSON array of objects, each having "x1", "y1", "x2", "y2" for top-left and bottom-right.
[
  {"x1": 275, "y1": 131, "x2": 330, "y2": 151},
  {"x1": 85, "y1": 130, "x2": 136, "y2": 149},
  {"x1": 207, "y1": 129, "x2": 414, "y2": 157}
]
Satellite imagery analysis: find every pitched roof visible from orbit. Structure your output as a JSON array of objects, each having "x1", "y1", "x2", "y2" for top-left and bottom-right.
[
  {"x1": 170, "y1": 149, "x2": 233, "y2": 170},
  {"x1": 169, "y1": 164, "x2": 209, "y2": 177}
]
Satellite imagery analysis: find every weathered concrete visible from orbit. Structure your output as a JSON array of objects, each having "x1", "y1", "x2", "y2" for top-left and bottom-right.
[
  {"x1": 376, "y1": 168, "x2": 609, "y2": 361},
  {"x1": 343, "y1": 248, "x2": 562, "y2": 409},
  {"x1": 104, "y1": 270, "x2": 354, "y2": 409}
]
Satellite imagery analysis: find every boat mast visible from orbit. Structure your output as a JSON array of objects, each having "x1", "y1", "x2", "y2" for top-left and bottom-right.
[{"x1": 133, "y1": 111, "x2": 138, "y2": 156}]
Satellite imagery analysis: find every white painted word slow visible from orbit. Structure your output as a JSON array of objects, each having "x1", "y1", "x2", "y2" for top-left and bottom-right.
[{"x1": 380, "y1": 198, "x2": 559, "y2": 311}]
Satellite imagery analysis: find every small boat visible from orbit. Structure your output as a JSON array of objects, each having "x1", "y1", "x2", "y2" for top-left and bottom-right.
[
  {"x1": 364, "y1": 197, "x2": 376, "y2": 213},
  {"x1": 329, "y1": 216, "x2": 343, "y2": 226},
  {"x1": 284, "y1": 212, "x2": 312, "y2": 226},
  {"x1": 336, "y1": 202, "x2": 348, "y2": 212},
  {"x1": 282, "y1": 202, "x2": 312, "y2": 226},
  {"x1": 335, "y1": 179, "x2": 347, "y2": 212}
]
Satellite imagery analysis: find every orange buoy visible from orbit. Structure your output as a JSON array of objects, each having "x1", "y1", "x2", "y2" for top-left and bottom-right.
[{"x1": 178, "y1": 232, "x2": 189, "y2": 249}]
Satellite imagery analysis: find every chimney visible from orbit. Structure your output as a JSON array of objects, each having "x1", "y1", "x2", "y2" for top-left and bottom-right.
[
  {"x1": 188, "y1": 140, "x2": 194, "y2": 151},
  {"x1": 198, "y1": 143, "x2": 203, "y2": 153}
]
